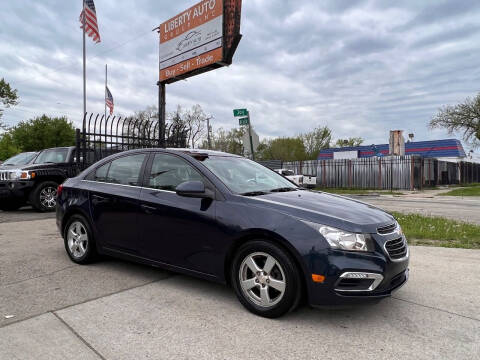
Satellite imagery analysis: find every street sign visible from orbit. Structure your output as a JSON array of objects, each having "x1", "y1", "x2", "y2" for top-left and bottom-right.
[
  {"x1": 238, "y1": 117, "x2": 249, "y2": 125},
  {"x1": 233, "y1": 109, "x2": 248, "y2": 117}
]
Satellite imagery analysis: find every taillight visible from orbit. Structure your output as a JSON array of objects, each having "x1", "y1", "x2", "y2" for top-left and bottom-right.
[{"x1": 57, "y1": 184, "x2": 64, "y2": 196}]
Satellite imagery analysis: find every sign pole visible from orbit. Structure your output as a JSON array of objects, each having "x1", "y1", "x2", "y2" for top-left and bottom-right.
[
  {"x1": 247, "y1": 112, "x2": 254, "y2": 161},
  {"x1": 158, "y1": 82, "x2": 166, "y2": 148}
]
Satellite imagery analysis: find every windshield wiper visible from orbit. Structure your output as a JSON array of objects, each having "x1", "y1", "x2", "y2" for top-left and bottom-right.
[
  {"x1": 240, "y1": 191, "x2": 268, "y2": 196},
  {"x1": 269, "y1": 187, "x2": 297, "y2": 192}
]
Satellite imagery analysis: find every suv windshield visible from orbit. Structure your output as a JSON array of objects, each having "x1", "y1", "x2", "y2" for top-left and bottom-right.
[
  {"x1": 3, "y1": 152, "x2": 37, "y2": 165},
  {"x1": 201, "y1": 156, "x2": 297, "y2": 195},
  {"x1": 34, "y1": 148, "x2": 69, "y2": 164}
]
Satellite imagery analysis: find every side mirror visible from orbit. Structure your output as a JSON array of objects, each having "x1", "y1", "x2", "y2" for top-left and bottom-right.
[{"x1": 175, "y1": 181, "x2": 213, "y2": 199}]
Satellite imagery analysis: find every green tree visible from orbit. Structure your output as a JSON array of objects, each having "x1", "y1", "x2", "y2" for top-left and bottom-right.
[
  {"x1": 0, "y1": 133, "x2": 21, "y2": 161},
  {"x1": 201, "y1": 127, "x2": 246, "y2": 155},
  {"x1": 257, "y1": 137, "x2": 306, "y2": 161},
  {"x1": 430, "y1": 93, "x2": 480, "y2": 147},
  {"x1": 10, "y1": 115, "x2": 75, "y2": 151},
  {"x1": 0, "y1": 78, "x2": 19, "y2": 128},
  {"x1": 301, "y1": 126, "x2": 332, "y2": 159},
  {"x1": 335, "y1": 137, "x2": 364, "y2": 147}
]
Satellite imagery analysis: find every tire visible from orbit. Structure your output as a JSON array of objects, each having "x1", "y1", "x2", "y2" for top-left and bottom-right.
[
  {"x1": 63, "y1": 214, "x2": 97, "y2": 264},
  {"x1": 0, "y1": 199, "x2": 24, "y2": 211},
  {"x1": 231, "y1": 240, "x2": 302, "y2": 318},
  {"x1": 29, "y1": 181, "x2": 58, "y2": 212}
]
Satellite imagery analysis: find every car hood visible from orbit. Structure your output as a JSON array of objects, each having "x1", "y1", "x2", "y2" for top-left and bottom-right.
[
  {"x1": 245, "y1": 190, "x2": 395, "y2": 233},
  {"x1": 0, "y1": 163, "x2": 65, "y2": 172}
]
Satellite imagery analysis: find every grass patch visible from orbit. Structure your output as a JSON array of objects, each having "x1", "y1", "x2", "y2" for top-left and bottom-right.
[
  {"x1": 440, "y1": 183, "x2": 480, "y2": 196},
  {"x1": 316, "y1": 188, "x2": 404, "y2": 196},
  {"x1": 392, "y1": 211, "x2": 480, "y2": 249}
]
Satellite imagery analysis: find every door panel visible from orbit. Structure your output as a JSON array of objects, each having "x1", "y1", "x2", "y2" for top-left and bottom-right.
[
  {"x1": 87, "y1": 153, "x2": 146, "y2": 252},
  {"x1": 138, "y1": 153, "x2": 223, "y2": 275}
]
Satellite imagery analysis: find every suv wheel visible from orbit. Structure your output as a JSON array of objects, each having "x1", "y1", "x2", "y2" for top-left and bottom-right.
[
  {"x1": 231, "y1": 240, "x2": 302, "y2": 318},
  {"x1": 64, "y1": 214, "x2": 97, "y2": 264},
  {"x1": 30, "y1": 181, "x2": 58, "y2": 212}
]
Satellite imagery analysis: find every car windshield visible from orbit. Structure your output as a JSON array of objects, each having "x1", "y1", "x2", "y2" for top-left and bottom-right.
[
  {"x1": 34, "y1": 148, "x2": 69, "y2": 164},
  {"x1": 3, "y1": 152, "x2": 37, "y2": 165},
  {"x1": 200, "y1": 156, "x2": 298, "y2": 195}
]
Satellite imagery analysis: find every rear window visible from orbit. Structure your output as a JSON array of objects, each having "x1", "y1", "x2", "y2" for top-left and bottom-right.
[{"x1": 86, "y1": 154, "x2": 146, "y2": 186}]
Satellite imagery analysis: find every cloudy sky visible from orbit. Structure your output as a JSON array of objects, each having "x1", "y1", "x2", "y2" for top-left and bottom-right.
[{"x1": 1, "y1": 0, "x2": 480, "y2": 152}]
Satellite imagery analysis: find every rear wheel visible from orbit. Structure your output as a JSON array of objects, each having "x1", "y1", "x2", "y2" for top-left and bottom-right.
[
  {"x1": 64, "y1": 214, "x2": 97, "y2": 264},
  {"x1": 231, "y1": 240, "x2": 302, "y2": 318},
  {"x1": 29, "y1": 181, "x2": 58, "y2": 212}
]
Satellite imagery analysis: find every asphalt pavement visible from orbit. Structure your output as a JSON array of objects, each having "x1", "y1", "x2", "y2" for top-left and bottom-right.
[{"x1": 0, "y1": 218, "x2": 479, "y2": 359}]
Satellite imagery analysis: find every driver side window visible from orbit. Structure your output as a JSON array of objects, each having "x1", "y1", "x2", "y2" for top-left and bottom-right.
[{"x1": 148, "y1": 153, "x2": 203, "y2": 191}]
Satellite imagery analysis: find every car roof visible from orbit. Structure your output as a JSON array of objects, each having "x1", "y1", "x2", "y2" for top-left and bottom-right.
[{"x1": 114, "y1": 148, "x2": 243, "y2": 158}]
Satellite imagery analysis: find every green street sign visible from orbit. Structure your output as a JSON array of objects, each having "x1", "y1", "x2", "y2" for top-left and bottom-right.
[
  {"x1": 238, "y1": 117, "x2": 249, "y2": 126},
  {"x1": 233, "y1": 109, "x2": 248, "y2": 117}
]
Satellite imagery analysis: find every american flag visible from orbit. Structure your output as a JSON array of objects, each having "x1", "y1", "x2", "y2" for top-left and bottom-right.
[
  {"x1": 106, "y1": 86, "x2": 114, "y2": 115},
  {"x1": 80, "y1": 0, "x2": 101, "y2": 43}
]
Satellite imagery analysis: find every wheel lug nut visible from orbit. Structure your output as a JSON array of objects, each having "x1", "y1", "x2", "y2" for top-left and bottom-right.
[
  {"x1": 266, "y1": 279, "x2": 270, "y2": 283},
  {"x1": 255, "y1": 279, "x2": 259, "y2": 283}
]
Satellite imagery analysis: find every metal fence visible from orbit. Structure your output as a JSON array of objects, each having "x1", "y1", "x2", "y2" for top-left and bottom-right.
[
  {"x1": 280, "y1": 156, "x2": 480, "y2": 190},
  {"x1": 75, "y1": 113, "x2": 188, "y2": 169}
]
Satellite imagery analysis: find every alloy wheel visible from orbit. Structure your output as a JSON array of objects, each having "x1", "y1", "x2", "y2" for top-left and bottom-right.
[
  {"x1": 239, "y1": 252, "x2": 286, "y2": 308},
  {"x1": 39, "y1": 186, "x2": 57, "y2": 209},
  {"x1": 67, "y1": 221, "x2": 88, "y2": 259}
]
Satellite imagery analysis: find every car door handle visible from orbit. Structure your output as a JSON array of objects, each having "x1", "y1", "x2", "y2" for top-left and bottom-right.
[
  {"x1": 141, "y1": 204, "x2": 157, "y2": 214},
  {"x1": 91, "y1": 194, "x2": 110, "y2": 204}
]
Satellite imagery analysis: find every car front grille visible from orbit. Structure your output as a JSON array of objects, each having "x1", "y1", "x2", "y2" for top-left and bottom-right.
[
  {"x1": 0, "y1": 171, "x2": 9, "y2": 181},
  {"x1": 384, "y1": 237, "x2": 408, "y2": 260},
  {"x1": 377, "y1": 223, "x2": 397, "y2": 234}
]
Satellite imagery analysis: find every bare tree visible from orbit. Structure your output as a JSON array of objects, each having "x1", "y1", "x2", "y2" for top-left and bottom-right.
[
  {"x1": 184, "y1": 104, "x2": 207, "y2": 148},
  {"x1": 430, "y1": 93, "x2": 480, "y2": 147}
]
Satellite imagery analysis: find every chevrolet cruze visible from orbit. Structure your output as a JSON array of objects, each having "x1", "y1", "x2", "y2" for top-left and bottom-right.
[{"x1": 56, "y1": 148, "x2": 409, "y2": 318}]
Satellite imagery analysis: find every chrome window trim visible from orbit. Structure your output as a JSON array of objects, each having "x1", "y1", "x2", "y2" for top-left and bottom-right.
[
  {"x1": 80, "y1": 179, "x2": 176, "y2": 193},
  {"x1": 334, "y1": 272, "x2": 384, "y2": 292}
]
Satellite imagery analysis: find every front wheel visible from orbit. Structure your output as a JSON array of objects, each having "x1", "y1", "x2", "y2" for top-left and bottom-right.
[
  {"x1": 231, "y1": 240, "x2": 302, "y2": 318},
  {"x1": 29, "y1": 181, "x2": 58, "y2": 212}
]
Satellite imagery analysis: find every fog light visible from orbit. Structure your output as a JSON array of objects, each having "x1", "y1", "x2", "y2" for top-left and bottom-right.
[{"x1": 335, "y1": 272, "x2": 384, "y2": 292}]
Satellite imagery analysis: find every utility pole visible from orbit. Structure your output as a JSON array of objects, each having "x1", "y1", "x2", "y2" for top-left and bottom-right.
[{"x1": 206, "y1": 115, "x2": 212, "y2": 149}]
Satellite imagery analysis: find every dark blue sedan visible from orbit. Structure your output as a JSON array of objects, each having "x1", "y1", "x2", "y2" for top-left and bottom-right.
[{"x1": 56, "y1": 148, "x2": 409, "y2": 318}]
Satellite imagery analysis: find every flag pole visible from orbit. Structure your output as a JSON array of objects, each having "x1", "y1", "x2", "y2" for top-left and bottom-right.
[
  {"x1": 82, "y1": 0, "x2": 86, "y2": 117},
  {"x1": 105, "y1": 64, "x2": 107, "y2": 119}
]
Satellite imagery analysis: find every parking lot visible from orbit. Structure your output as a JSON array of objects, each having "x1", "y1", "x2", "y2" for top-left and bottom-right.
[{"x1": 0, "y1": 210, "x2": 479, "y2": 359}]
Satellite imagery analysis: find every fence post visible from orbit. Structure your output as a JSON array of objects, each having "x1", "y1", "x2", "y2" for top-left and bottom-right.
[
  {"x1": 378, "y1": 158, "x2": 382, "y2": 190},
  {"x1": 322, "y1": 160, "x2": 326, "y2": 187},
  {"x1": 75, "y1": 128, "x2": 81, "y2": 171},
  {"x1": 410, "y1": 156, "x2": 414, "y2": 191},
  {"x1": 348, "y1": 160, "x2": 352, "y2": 188}
]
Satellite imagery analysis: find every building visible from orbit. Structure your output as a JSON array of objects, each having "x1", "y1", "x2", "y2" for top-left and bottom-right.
[{"x1": 317, "y1": 138, "x2": 466, "y2": 161}]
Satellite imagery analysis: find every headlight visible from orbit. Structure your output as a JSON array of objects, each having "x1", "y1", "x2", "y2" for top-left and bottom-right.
[
  {"x1": 303, "y1": 221, "x2": 372, "y2": 252},
  {"x1": 8, "y1": 170, "x2": 31, "y2": 180}
]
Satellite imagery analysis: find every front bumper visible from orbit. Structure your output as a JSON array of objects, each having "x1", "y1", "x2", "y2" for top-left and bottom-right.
[
  {"x1": 305, "y1": 235, "x2": 409, "y2": 306},
  {"x1": 0, "y1": 181, "x2": 35, "y2": 200}
]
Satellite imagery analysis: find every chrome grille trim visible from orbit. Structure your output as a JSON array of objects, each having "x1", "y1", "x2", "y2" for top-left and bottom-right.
[
  {"x1": 384, "y1": 237, "x2": 409, "y2": 262},
  {"x1": 377, "y1": 223, "x2": 397, "y2": 235}
]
